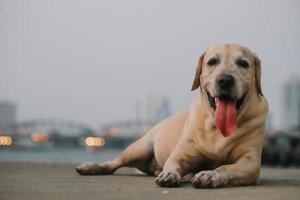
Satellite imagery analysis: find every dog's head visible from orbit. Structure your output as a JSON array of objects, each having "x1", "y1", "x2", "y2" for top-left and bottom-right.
[{"x1": 191, "y1": 44, "x2": 263, "y2": 136}]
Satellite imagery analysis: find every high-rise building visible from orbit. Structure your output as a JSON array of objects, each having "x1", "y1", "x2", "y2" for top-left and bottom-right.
[
  {"x1": 137, "y1": 94, "x2": 171, "y2": 124},
  {"x1": 282, "y1": 78, "x2": 300, "y2": 131},
  {"x1": 266, "y1": 112, "x2": 273, "y2": 133},
  {"x1": 0, "y1": 100, "x2": 17, "y2": 129}
]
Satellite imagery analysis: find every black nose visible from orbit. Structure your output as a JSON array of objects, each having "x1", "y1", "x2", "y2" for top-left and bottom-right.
[{"x1": 217, "y1": 74, "x2": 235, "y2": 89}]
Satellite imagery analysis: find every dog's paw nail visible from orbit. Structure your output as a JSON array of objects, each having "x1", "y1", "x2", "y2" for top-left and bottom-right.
[
  {"x1": 155, "y1": 170, "x2": 181, "y2": 187},
  {"x1": 192, "y1": 171, "x2": 227, "y2": 188}
]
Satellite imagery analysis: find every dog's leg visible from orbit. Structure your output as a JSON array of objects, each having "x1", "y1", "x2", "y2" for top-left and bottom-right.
[
  {"x1": 155, "y1": 137, "x2": 201, "y2": 187},
  {"x1": 191, "y1": 151, "x2": 260, "y2": 188},
  {"x1": 76, "y1": 135, "x2": 154, "y2": 175}
]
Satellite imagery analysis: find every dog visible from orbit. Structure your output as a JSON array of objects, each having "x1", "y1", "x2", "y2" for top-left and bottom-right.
[{"x1": 76, "y1": 44, "x2": 268, "y2": 188}]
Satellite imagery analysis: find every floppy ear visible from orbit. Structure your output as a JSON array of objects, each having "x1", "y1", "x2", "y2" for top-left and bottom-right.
[
  {"x1": 253, "y1": 53, "x2": 263, "y2": 96},
  {"x1": 191, "y1": 52, "x2": 206, "y2": 91}
]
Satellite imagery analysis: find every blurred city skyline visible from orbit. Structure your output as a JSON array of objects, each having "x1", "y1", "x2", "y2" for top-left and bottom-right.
[{"x1": 1, "y1": 0, "x2": 300, "y2": 129}]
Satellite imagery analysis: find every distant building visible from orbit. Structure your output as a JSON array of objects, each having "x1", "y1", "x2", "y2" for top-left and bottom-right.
[
  {"x1": 137, "y1": 94, "x2": 171, "y2": 124},
  {"x1": 99, "y1": 95, "x2": 172, "y2": 139},
  {"x1": 15, "y1": 119, "x2": 94, "y2": 137},
  {"x1": 266, "y1": 112, "x2": 273, "y2": 133},
  {"x1": 282, "y1": 78, "x2": 300, "y2": 131},
  {"x1": 101, "y1": 120, "x2": 149, "y2": 138},
  {"x1": 0, "y1": 101, "x2": 17, "y2": 130}
]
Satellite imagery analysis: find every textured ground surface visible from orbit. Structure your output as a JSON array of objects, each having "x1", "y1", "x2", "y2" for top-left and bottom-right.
[{"x1": 0, "y1": 162, "x2": 300, "y2": 200}]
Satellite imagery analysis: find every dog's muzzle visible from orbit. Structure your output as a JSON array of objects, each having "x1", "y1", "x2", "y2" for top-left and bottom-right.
[{"x1": 206, "y1": 74, "x2": 246, "y2": 137}]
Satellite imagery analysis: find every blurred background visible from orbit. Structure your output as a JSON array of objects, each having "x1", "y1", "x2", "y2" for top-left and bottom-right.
[{"x1": 0, "y1": 0, "x2": 299, "y2": 166}]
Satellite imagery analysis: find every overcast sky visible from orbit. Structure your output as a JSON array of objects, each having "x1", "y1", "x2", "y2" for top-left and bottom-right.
[{"x1": 0, "y1": 0, "x2": 299, "y2": 129}]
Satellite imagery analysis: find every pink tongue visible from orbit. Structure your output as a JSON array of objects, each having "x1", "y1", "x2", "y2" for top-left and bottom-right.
[{"x1": 215, "y1": 99, "x2": 237, "y2": 137}]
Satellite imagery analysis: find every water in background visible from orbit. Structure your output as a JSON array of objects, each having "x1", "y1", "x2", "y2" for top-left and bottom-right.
[{"x1": 0, "y1": 149, "x2": 122, "y2": 164}]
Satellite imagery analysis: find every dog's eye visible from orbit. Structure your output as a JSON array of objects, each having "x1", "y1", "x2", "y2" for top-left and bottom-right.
[
  {"x1": 207, "y1": 58, "x2": 219, "y2": 66},
  {"x1": 236, "y1": 59, "x2": 249, "y2": 69}
]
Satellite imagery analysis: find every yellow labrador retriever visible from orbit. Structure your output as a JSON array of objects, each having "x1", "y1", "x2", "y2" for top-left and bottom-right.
[{"x1": 76, "y1": 44, "x2": 268, "y2": 188}]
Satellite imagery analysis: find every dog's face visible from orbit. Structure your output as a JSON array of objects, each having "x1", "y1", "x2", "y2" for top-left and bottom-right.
[
  {"x1": 192, "y1": 44, "x2": 262, "y2": 112},
  {"x1": 191, "y1": 44, "x2": 263, "y2": 136}
]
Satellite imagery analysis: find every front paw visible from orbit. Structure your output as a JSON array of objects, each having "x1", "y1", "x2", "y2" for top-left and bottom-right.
[
  {"x1": 191, "y1": 170, "x2": 228, "y2": 188},
  {"x1": 76, "y1": 162, "x2": 105, "y2": 175},
  {"x1": 155, "y1": 170, "x2": 182, "y2": 187}
]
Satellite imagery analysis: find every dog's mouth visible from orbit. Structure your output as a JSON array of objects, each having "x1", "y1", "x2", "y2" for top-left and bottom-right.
[
  {"x1": 206, "y1": 91, "x2": 246, "y2": 137},
  {"x1": 207, "y1": 92, "x2": 246, "y2": 112}
]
